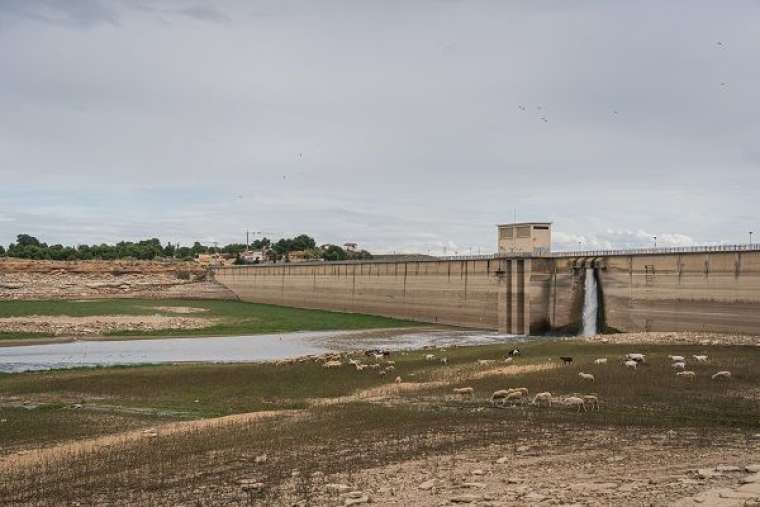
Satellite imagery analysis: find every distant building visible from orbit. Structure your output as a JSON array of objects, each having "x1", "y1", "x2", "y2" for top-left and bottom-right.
[
  {"x1": 343, "y1": 242, "x2": 358, "y2": 253},
  {"x1": 287, "y1": 250, "x2": 317, "y2": 263},
  {"x1": 196, "y1": 253, "x2": 225, "y2": 266},
  {"x1": 240, "y1": 250, "x2": 266, "y2": 264},
  {"x1": 497, "y1": 222, "x2": 552, "y2": 256}
]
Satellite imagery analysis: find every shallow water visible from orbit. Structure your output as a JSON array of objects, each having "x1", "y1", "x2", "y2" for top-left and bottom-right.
[{"x1": 0, "y1": 329, "x2": 520, "y2": 373}]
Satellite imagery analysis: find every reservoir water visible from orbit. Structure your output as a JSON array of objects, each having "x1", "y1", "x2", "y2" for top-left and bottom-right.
[{"x1": 0, "y1": 329, "x2": 520, "y2": 373}]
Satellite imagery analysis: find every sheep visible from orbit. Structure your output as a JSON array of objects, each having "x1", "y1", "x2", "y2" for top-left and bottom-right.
[
  {"x1": 671, "y1": 361, "x2": 686, "y2": 370},
  {"x1": 490, "y1": 389, "x2": 511, "y2": 406},
  {"x1": 693, "y1": 355, "x2": 708, "y2": 362},
  {"x1": 322, "y1": 360, "x2": 342, "y2": 369},
  {"x1": 594, "y1": 358, "x2": 608, "y2": 365},
  {"x1": 578, "y1": 372, "x2": 595, "y2": 382},
  {"x1": 384, "y1": 365, "x2": 395, "y2": 372},
  {"x1": 626, "y1": 353, "x2": 646, "y2": 363},
  {"x1": 348, "y1": 359, "x2": 360, "y2": 366},
  {"x1": 440, "y1": 357, "x2": 448, "y2": 365},
  {"x1": 624, "y1": 360, "x2": 638, "y2": 369},
  {"x1": 394, "y1": 376, "x2": 402, "y2": 384},
  {"x1": 564, "y1": 396, "x2": 586, "y2": 412},
  {"x1": 533, "y1": 392, "x2": 552, "y2": 407},
  {"x1": 504, "y1": 357, "x2": 513, "y2": 364},
  {"x1": 492, "y1": 390, "x2": 524, "y2": 407},
  {"x1": 711, "y1": 371, "x2": 731, "y2": 380},
  {"x1": 676, "y1": 371, "x2": 696, "y2": 380},
  {"x1": 378, "y1": 370, "x2": 387, "y2": 376},
  {"x1": 560, "y1": 356, "x2": 573, "y2": 366},
  {"x1": 582, "y1": 395, "x2": 600, "y2": 411},
  {"x1": 668, "y1": 355, "x2": 685, "y2": 362},
  {"x1": 507, "y1": 347, "x2": 520, "y2": 357},
  {"x1": 453, "y1": 387, "x2": 475, "y2": 399},
  {"x1": 385, "y1": 360, "x2": 396, "y2": 366},
  {"x1": 477, "y1": 359, "x2": 496, "y2": 365},
  {"x1": 354, "y1": 364, "x2": 367, "y2": 371},
  {"x1": 368, "y1": 363, "x2": 381, "y2": 370},
  {"x1": 425, "y1": 354, "x2": 436, "y2": 361},
  {"x1": 511, "y1": 387, "x2": 529, "y2": 398}
]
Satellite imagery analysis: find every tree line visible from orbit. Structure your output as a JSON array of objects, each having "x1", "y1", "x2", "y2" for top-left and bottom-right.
[{"x1": 0, "y1": 233, "x2": 371, "y2": 263}]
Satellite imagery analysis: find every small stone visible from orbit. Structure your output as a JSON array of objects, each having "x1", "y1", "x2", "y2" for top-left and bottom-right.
[
  {"x1": 471, "y1": 469, "x2": 486, "y2": 476},
  {"x1": 746, "y1": 465, "x2": 760, "y2": 473},
  {"x1": 717, "y1": 465, "x2": 742, "y2": 473},
  {"x1": 419, "y1": 479, "x2": 437, "y2": 490},
  {"x1": 740, "y1": 475, "x2": 760, "y2": 484},
  {"x1": 344, "y1": 495, "x2": 369, "y2": 506},
  {"x1": 255, "y1": 454, "x2": 268, "y2": 464},
  {"x1": 326, "y1": 483, "x2": 352, "y2": 493},
  {"x1": 505, "y1": 477, "x2": 523, "y2": 484},
  {"x1": 496, "y1": 457, "x2": 509, "y2": 464},
  {"x1": 462, "y1": 482, "x2": 486, "y2": 489},
  {"x1": 450, "y1": 495, "x2": 480, "y2": 503},
  {"x1": 516, "y1": 445, "x2": 530, "y2": 453},
  {"x1": 698, "y1": 469, "x2": 722, "y2": 479},
  {"x1": 344, "y1": 491, "x2": 365, "y2": 499},
  {"x1": 524, "y1": 492, "x2": 547, "y2": 502}
]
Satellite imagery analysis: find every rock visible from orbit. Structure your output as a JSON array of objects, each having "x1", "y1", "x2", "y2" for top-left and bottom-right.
[
  {"x1": 524, "y1": 492, "x2": 547, "y2": 502},
  {"x1": 450, "y1": 495, "x2": 480, "y2": 503},
  {"x1": 698, "y1": 469, "x2": 722, "y2": 479},
  {"x1": 462, "y1": 482, "x2": 486, "y2": 489},
  {"x1": 254, "y1": 454, "x2": 268, "y2": 464},
  {"x1": 504, "y1": 477, "x2": 524, "y2": 484},
  {"x1": 344, "y1": 491, "x2": 365, "y2": 499},
  {"x1": 419, "y1": 479, "x2": 437, "y2": 490},
  {"x1": 740, "y1": 475, "x2": 760, "y2": 484},
  {"x1": 0, "y1": 283, "x2": 23, "y2": 289},
  {"x1": 746, "y1": 465, "x2": 760, "y2": 473},
  {"x1": 472, "y1": 469, "x2": 486, "y2": 476},
  {"x1": 326, "y1": 483, "x2": 352, "y2": 493},
  {"x1": 516, "y1": 445, "x2": 530, "y2": 453},
  {"x1": 717, "y1": 465, "x2": 742, "y2": 473},
  {"x1": 344, "y1": 495, "x2": 369, "y2": 505},
  {"x1": 496, "y1": 457, "x2": 509, "y2": 464}
]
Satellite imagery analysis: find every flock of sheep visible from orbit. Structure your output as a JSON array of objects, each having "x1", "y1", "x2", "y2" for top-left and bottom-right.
[{"x1": 448, "y1": 348, "x2": 734, "y2": 413}]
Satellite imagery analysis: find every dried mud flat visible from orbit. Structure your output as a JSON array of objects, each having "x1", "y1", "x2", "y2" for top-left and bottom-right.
[
  {"x1": 585, "y1": 331, "x2": 760, "y2": 347},
  {"x1": 0, "y1": 314, "x2": 213, "y2": 336}
]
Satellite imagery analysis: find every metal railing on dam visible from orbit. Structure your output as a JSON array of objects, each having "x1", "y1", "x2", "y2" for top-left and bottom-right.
[{"x1": 550, "y1": 243, "x2": 760, "y2": 258}]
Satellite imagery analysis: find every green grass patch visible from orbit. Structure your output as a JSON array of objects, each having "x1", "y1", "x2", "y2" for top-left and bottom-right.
[{"x1": 0, "y1": 298, "x2": 416, "y2": 340}]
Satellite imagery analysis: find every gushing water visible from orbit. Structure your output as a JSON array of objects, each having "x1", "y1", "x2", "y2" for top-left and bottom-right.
[{"x1": 582, "y1": 268, "x2": 598, "y2": 336}]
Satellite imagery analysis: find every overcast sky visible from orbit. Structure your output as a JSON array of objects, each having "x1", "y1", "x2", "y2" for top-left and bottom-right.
[{"x1": 1, "y1": 1, "x2": 758, "y2": 254}]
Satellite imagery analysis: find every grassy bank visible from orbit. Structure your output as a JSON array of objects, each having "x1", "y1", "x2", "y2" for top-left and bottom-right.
[{"x1": 0, "y1": 298, "x2": 416, "y2": 341}]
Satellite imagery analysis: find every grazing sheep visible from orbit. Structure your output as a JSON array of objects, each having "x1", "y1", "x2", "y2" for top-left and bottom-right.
[
  {"x1": 582, "y1": 395, "x2": 600, "y2": 411},
  {"x1": 693, "y1": 355, "x2": 708, "y2": 362},
  {"x1": 668, "y1": 355, "x2": 685, "y2": 362},
  {"x1": 394, "y1": 376, "x2": 402, "y2": 384},
  {"x1": 368, "y1": 364, "x2": 381, "y2": 370},
  {"x1": 385, "y1": 360, "x2": 396, "y2": 366},
  {"x1": 348, "y1": 359, "x2": 360, "y2": 366},
  {"x1": 624, "y1": 360, "x2": 638, "y2": 369},
  {"x1": 594, "y1": 358, "x2": 608, "y2": 365},
  {"x1": 711, "y1": 371, "x2": 731, "y2": 380},
  {"x1": 477, "y1": 359, "x2": 496, "y2": 365},
  {"x1": 378, "y1": 370, "x2": 387, "y2": 376},
  {"x1": 560, "y1": 356, "x2": 573, "y2": 366},
  {"x1": 507, "y1": 348, "x2": 520, "y2": 357},
  {"x1": 626, "y1": 353, "x2": 646, "y2": 363},
  {"x1": 533, "y1": 392, "x2": 552, "y2": 407},
  {"x1": 453, "y1": 387, "x2": 475, "y2": 399},
  {"x1": 564, "y1": 396, "x2": 586, "y2": 412},
  {"x1": 440, "y1": 357, "x2": 448, "y2": 365},
  {"x1": 490, "y1": 389, "x2": 511, "y2": 405},
  {"x1": 354, "y1": 364, "x2": 367, "y2": 371},
  {"x1": 425, "y1": 354, "x2": 436, "y2": 361},
  {"x1": 504, "y1": 357, "x2": 513, "y2": 364},
  {"x1": 492, "y1": 390, "x2": 524, "y2": 407},
  {"x1": 671, "y1": 361, "x2": 686, "y2": 370},
  {"x1": 578, "y1": 372, "x2": 595, "y2": 382},
  {"x1": 512, "y1": 387, "x2": 529, "y2": 398},
  {"x1": 676, "y1": 371, "x2": 696, "y2": 380},
  {"x1": 322, "y1": 360, "x2": 342, "y2": 369}
]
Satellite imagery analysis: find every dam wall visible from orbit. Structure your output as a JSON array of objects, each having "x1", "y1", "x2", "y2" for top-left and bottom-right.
[
  {"x1": 215, "y1": 249, "x2": 760, "y2": 335},
  {"x1": 215, "y1": 258, "x2": 552, "y2": 334}
]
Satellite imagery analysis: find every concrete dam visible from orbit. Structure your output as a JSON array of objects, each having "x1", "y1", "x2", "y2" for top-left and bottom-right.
[{"x1": 214, "y1": 247, "x2": 760, "y2": 336}]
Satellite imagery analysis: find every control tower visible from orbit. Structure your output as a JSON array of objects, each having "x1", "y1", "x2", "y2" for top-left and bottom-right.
[{"x1": 497, "y1": 222, "x2": 552, "y2": 256}]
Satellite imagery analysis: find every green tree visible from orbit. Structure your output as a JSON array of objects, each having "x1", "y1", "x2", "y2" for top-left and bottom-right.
[
  {"x1": 0, "y1": 244, "x2": 5, "y2": 256},
  {"x1": 321, "y1": 244, "x2": 347, "y2": 262}
]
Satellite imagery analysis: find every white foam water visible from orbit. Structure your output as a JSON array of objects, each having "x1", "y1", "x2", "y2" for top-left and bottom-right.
[{"x1": 582, "y1": 268, "x2": 598, "y2": 336}]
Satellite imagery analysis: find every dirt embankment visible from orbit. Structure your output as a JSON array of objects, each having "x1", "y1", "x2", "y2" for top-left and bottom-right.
[{"x1": 0, "y1": 259, "x2": 237, "y2": 301}]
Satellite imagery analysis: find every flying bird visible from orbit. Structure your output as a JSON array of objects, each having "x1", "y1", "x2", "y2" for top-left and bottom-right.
[
  {"x1": 298, "y1": 153, "x2": 303, "y2": 158},
  {"x1": 716, "y1": 41, "x2": 724, "y2": 47},
  {"x1": 518, "y1": 105, "x2": 526, "y2": 111},
  {"x1": 540, "y1": 116, "x2": 548, "y2": 123}
]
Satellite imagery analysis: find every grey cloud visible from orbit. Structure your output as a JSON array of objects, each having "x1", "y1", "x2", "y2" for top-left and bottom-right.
[{"x1": 0, "y1": 0, "x2": 118, "y2": 27}]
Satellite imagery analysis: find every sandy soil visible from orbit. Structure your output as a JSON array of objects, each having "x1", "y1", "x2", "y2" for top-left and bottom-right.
[
  {"x1": 150, "y1": 306, "x2": 210, "y2": 314},
  {"x1": 0, "y1": 314, "x2": 213, "y2": 336}
]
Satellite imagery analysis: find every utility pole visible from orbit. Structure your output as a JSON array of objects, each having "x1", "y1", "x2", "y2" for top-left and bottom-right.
[
  {"x1": 750, "y1": 231, "x2": 753, "y2": 246},
  {"x1": 246, "y1": 230, "x2": 249, "y2": 251},
  {"x1": 653, "y1": 236, "x2": 657, "y2": 248}
]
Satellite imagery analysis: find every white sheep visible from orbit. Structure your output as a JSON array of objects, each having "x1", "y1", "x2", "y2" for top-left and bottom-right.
[
  {"x1": 578, "y1": 372, "x2": 595, "y2": 382},
  {"x1": 582, "y1": 394, "x2": 600, "y2": 411},
  {"x1": 624, "y1": 360, "x2": 638, "y2": 369},
  {"x1": 354, "y1": 364, "x2": 367, "y2": 371},
  {"x1": 504, "y1": 357, "x2": 513, "y2": 364},
  {"x1": 394, "y1": 376, "x2": 402, "y2": 384},
  {"x1": 594, "y1": 358, "x2": 608, "y2": 365},
  {"x1": 693, "y1": 355, "x2": 708, "y2": 362},
  {"x1": 322, "y1": 360, "x2": 342, "y2": 369},
  {"x1": 425, "y1": 354, "x2": 436, "y2": 361},
  {"x1": 453, "y1": 387, "x2": 475, "y2": 399},
  {"x1": 671, "y1": 361, "x2": 686, "y2": 370},
  {"x1": 533, "y1": 392, "x2": 552, "y2": 407},
  {"x1": 477, "y1": 359, "x2": 496, "y2": 365},
  {"x1": 490, "y1": 389, "x2": 511, "y2": 405},
  {"x1": 440, "y1": 357, "x2": 448, "y2": 365},
  {"x1": 626, "y1": 353, "x2": 646, "y2": 363},
  {"x1": 564, "y1": 396, "x2": 586, "y2": 412},
  {"x1": 676, "y1": 371, "x2": 696, "y2": 380},
  {"x1": 711, "y1": 371, "x2": 731, "y2": 380},
  {"x1": 492, "y1": 390, "x2": 524, "y2": 407},
  {"x1": 668, "y1": 355, "x2": 685, "y2": 362}
]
